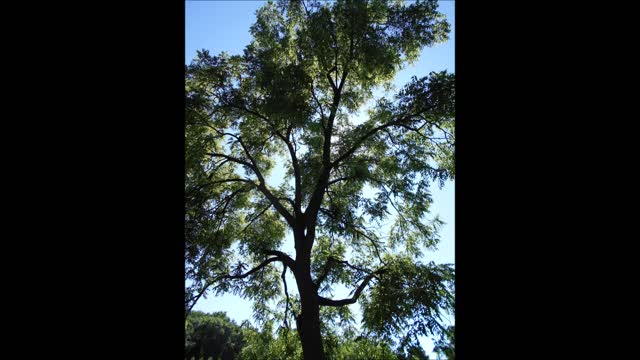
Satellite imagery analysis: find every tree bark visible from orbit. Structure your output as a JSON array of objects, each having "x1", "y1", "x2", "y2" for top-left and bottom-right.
[
  {"x1": 294, "y1": 265, "x2": 325, "y2": 360},
  {"x1": 293, "y1": 222, "x2": 326, "y2": 360}
]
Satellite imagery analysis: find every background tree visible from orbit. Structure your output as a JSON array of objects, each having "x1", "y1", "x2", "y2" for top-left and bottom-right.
[
  {"x1": 185, "y1": 311, "x2": 246, "y2": 360},
  {"x1": 185, "y1": 0, "x2": 455, "y2": 359}
]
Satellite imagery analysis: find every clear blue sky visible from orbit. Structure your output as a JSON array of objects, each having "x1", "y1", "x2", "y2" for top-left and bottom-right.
[{"x1": 186, "y1": 1, "x2": 455, "y2": 356}]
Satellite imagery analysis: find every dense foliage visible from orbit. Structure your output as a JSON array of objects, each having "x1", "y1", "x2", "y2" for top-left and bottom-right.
[
  {"x1": 186, "y1": 311, "x2": 246, "y2": 360},
  {"x1": 186, "y1": 312, "x2": 441, "y2": 360},
  {"x1": 185, "y1": 1, "x2": 455, "y2": 358}
]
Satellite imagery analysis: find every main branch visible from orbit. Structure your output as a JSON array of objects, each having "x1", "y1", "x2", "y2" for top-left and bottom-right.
[
  {"x1": 331, "y1": 105, "x2": 438, "y2": 168},
  {"x1": 223, "y1": 104, "x2": 302, "y2": 216},
  {"x1": 317, "y1": 268, "x2": 385, "y2": 307},
  {"x1": 205, "y1": 153, "x2": 295, "y2": 226},
  {"x1": 313, "y1": 256, "x2": 372, "y2": 290}
]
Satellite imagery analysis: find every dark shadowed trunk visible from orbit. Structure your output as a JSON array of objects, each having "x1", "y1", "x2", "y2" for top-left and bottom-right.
[
  {"x1": 293, "y1": 217, "x2": 326, "y2": 360},
  {"x1": 294, "y1": 264, "x2": 325, "y2": 360}
]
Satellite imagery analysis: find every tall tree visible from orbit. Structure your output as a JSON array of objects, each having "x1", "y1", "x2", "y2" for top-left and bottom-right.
[{"x1": 185, "y1": 1, "x2": 455, "y2": 359}]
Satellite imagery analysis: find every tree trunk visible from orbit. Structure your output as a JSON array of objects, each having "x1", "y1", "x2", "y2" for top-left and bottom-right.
[
  {"x1": 295, "y1": 268, "x2": 325, "y2": 360},
  {"x1": 292, "y1": 213, "x2": 326, "y2": 360}
]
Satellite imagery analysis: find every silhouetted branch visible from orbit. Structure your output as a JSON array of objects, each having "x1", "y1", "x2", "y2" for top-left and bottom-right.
[
  {"x1": 317, "y1": 268, "x2": 385, "y2": 307},
  {"x1": 186, "y1": 257, "x2": 283, "y2": 316},
  {"x1": 331, "y1": 105, "x2": 438, "y2": 168},
  {"x1": 281, "y1": 264, "x2": 291, "y2": 329},
  {"x1": 313, "y1": 256, "x2": 372, "y2": 290},
  {"x1": 263, "y1": 249, "x2": 296, "y2": 270}
]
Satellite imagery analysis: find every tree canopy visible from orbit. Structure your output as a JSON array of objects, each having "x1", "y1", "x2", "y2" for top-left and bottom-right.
[
  {"x1": 185, "y1": 311, "x2": 246, "y2": 360},
  {"x1": 185, "y1": 0, "x2": 455, "y2": 358}
]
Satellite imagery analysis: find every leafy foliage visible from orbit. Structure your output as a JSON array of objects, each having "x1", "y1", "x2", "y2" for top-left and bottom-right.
[
  {"x1": 240, "y1": 322, "x2": 304, "y2": 360},
  {"x1": 432, "y1": 325, "x2": 454, "y2": 360},
  {"x1": 360, "y1": 256, "x2": 454, "y2": 353},
  {"x1": 185, "y1": 312, "x2": 442, "y2": 360},
  {"x1": 240, "y1": 322, "x2": 402, "y2": 360},
  {"x1": 186, "y1": 311, "x2": 246, "y2": 360}
]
